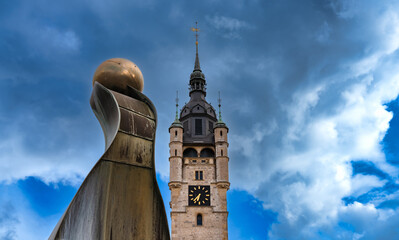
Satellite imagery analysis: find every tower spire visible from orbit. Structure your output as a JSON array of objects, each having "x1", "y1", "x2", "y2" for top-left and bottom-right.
[
  {"x1": 175, "y1": 91, "x2": 179, "y2": 121},
  {"x1": 189, "y1": 22, "x2": 206, "y2": 98},
  {"x1": 170, "y1": 90, "x2": 183, "y2": 128},
  {"x1": 191, "y1": 21, "x2": 201, "y2": 71},
  {"x1": 218, "y1": 91, "x2": 223, "y2": 122}
]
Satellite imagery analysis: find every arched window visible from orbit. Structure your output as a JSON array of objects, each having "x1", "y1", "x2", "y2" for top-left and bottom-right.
[
  {"x1": 221, "y1": 149, "x2": 223, "y2": 156},
  {"x1": 220, "y1": 130, "x2": 223, "y2": 136},
  {"x1": 183, "y1": 148, "x2": 197, "y2": 157},
  {"x1": 197, "y1": 214, "x2": 202, "y2": 226},
  {"x1": 200, "y1": 148, "x2": 215, "y2": 157},
  {"x1": 175, "y1": 130, "x2": 177, "y2": 137},
  {"x1": 175, "y1": 149, "x2": 177, "y2": 156}
]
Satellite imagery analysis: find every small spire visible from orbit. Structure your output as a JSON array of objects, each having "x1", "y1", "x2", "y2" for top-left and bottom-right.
[
  {"x1": 170, "y1": 90, "x2": 183, "y2": 129},
  {"x1": 175, "y1": 91, "x2": 179, "y2": 121},
  {"x1": 191, "y1": 21, "x2": 201, "y2": 71},
  {"x1": 218, "y1": 91, "x2": 223, "y2": 122}
]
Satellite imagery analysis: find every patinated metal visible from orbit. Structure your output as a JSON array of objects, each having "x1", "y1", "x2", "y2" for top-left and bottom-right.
[{"x1": 49, "y1": 59, "x2": 170, "y2": 240}]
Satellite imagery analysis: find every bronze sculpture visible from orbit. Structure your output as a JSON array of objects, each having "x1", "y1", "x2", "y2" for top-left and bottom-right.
[{"x1": 49, "y1": 58, "x2": 170, "y2": 240}]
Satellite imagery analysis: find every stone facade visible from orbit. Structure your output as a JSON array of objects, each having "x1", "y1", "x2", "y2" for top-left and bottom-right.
[{"x1": 168, "y1": 129, "x2": 229, "y2": 240}]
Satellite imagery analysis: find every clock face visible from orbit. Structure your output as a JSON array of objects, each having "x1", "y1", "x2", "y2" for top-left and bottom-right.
[{"x1": 188, "y1": 185, "x2": 211, "y2": 206}]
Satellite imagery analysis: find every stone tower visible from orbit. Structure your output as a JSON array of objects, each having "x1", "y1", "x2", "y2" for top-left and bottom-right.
[{"x1": 168, "y1": 30, "x2": 230, "y2": 240}]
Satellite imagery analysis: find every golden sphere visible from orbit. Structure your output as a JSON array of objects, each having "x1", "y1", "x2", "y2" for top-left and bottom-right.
[{"x1": 93, "y1": 58, "x2": 144, "y2": 93}]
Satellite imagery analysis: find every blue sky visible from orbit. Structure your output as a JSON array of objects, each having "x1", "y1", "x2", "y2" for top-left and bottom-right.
[{"x1": 1, "y1": 0, "x2": 399, "y2": 239}]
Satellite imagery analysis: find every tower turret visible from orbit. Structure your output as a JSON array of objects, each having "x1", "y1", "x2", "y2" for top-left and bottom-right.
[
  {"x1": 215, "y1": 93, "x2": 229, "y2": 188},
  {"x1": 214, "y1": 94, "x2": 229, "y2": 217},
  {"x1": 169, "y1": 92, "x2": 183, "y2": 185}
]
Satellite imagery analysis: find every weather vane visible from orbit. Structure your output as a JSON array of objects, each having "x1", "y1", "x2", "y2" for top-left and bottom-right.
[{"x1": 191, "y1": 21, "x2": 200, "y2": 46}]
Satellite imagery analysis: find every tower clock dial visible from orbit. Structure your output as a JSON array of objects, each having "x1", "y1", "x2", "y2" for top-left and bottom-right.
[{"x1": 188, "y1": 185, "x2": 210, "y2": 206}]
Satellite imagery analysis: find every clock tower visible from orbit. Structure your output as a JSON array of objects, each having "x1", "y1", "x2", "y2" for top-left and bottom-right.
[{"x1": 168, "y1": 26, "x2": 229, "y2": 240}]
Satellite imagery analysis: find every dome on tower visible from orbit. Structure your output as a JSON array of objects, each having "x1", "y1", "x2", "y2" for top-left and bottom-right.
[{"x1": 190, "y1": 70, "x2": 205, "y2": 80}]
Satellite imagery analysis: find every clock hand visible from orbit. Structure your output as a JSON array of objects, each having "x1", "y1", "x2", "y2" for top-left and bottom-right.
[{"x1": 194, "y1": 194, "x2": 201, "y2": 202}]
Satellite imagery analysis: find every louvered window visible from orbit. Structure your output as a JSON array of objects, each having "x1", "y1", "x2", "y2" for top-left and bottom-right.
[{"x1": 195, "y1": 119, "x2": 202, "y2": 135}]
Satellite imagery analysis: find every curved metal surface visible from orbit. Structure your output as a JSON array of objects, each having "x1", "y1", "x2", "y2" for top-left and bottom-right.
[
  {"x1": 49, "y1": 82, "x2": 170, "y2": 240},
  {"x1": 90, "y1": 82, "x2": 120, "y2": 151}
]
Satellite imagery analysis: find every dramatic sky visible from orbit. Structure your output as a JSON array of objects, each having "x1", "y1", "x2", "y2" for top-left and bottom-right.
[{"x1": 1, "y1": 0, "x2": 399, "y2": 239}]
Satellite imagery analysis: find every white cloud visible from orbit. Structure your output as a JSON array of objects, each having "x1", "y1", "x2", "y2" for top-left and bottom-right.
[
  {"x1": 329, "y1": 0, "x2": 359, "y2": 19},
  {"x1": 350, "y1": 174, "x2": 387, "y2": 197},
  {"x1": 285, "y1": 85, "x2": 324, "y2": 142},
  {"x1": 337, "y1": 202, "x2": 399, "y2": 239},
  {"x1": 0, "y1": 185, "x2": 61, "y2": 240},
  {"x1": 316, "y1": 21, "x2": 331, "y2": 43},
  {"x1": 38, "y1": 27, "x2": 81, "y2": 52},
  {"x1": 0, "y1": 202, "x2": 18, "y2": 240},
  {"x1": 206, "y1": 15, "x2": 253, "y2": 39},
  {"x1": 207, "y1": 16, "x2": 250, "y2": 31},
  {"x1": 0, "y1": 114, "x2": 102, "y2": 185},
  {"x1": 231, "y1": 122, "x2": 277, "y2": 158},
  {"x1": 229, "y1": 121, "x2": 277, "y2": 191}
]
